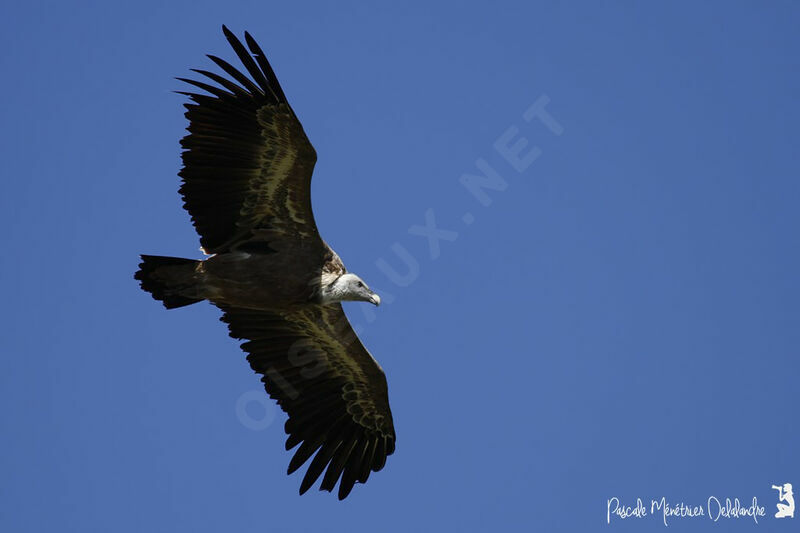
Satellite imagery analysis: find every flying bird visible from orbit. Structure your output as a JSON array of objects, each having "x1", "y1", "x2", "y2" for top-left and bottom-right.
[{"x1": 135, "y1": 26, "x2": 395, "y2": 500}]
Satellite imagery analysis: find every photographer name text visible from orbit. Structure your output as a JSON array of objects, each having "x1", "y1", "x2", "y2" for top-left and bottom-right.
[{"x1": 607, "y1": 496, "x2": 765, "y2": 526}]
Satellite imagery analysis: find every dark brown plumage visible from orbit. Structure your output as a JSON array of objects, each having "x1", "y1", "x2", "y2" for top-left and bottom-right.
[{"x1": 135, "y1": 25, "x2": 395, "y2": 500}]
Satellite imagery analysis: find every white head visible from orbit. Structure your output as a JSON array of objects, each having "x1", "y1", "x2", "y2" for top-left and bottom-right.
[{"x1": 321, "y1": 273, "x2": 380, "y2": 306}]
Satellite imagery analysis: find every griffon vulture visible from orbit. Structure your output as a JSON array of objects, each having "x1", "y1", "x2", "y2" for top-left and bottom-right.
[{"x1": 135, "y1": 26, "x2": 395, "y2": 500}]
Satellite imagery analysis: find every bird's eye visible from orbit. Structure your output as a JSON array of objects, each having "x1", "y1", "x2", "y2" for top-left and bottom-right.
[{"x1": 357, "y1": 281, "x2": 364, "y2": 288}]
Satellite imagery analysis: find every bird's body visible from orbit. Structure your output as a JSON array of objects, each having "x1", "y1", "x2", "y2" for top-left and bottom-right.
[
  {"x1": 203, "y1": 251, "x2": 310, "y2": 309},
  {"x1": 169, "y1": 242, "x2": 343, "y2": 309},
  {"x1": 135, "y1": 26, "x2": 395, "y2": 500}
]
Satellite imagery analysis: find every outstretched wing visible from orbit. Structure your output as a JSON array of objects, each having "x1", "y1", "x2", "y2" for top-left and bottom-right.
[
  {"x1": 177, "y1": 26, "x2": 321, "y2": 254},
  {"x1": 220, "y1": 304, "x2": 396, "y2": 500}
]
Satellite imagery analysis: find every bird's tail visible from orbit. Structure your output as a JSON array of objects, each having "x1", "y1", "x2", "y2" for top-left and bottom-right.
[{"x1": 135, "y1": 255, "x2": 204, "y2": 309}]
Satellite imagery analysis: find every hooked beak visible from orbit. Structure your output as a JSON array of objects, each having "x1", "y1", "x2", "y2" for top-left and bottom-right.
[{"x1": 368, "y1": 292, "x2": 381, "y2": 306}]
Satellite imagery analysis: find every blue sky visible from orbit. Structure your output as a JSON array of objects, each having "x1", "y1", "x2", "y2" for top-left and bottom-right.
[{"x1": 2, "y1": 2, "x2": 799, "y2": 531}]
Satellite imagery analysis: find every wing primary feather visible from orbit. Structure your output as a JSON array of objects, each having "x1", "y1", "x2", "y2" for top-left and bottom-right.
[
  {"x1": 189, "y1": 69, "x2": 249, "y2": 96},
  {"x1": 299, "y1": 435, "x2": 344, "y2": 495},
  {"x1": 319, "y1": 431, "x2": 358, "y2": 493},
  {"x1": 174, "y1": 91, "x2": 202, "y2": 100},
  {"x1": 373, "y1": 437, "x2": 387, "y2": 472},
  {"x1": 176, "y1": 77, "x2": 234, "y2": 99},
  {"x1": 287, "y1": 435, "x2": 325, "y2": 475},
  {"x1": 284, "y1": 431, "x2": 302, "y2": 451},
  {"x1": 206, "y1": 54, "x2": 261, "y2": 96},
  {"x1": 357, "y1": 438, "x2": 378, "y2": 483},
  {"x1": 338, "y1": 438, "x2": 368, "y2": 499},
  {"x1": 285, "y1": 412, "x2": 346, "y2": 473},
  {"x1": 243, "y1": 31, "x2": 288, "y2": 103},
  {"x1": 221, "y1": 26, "x2": 273, "y2": 98}
]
